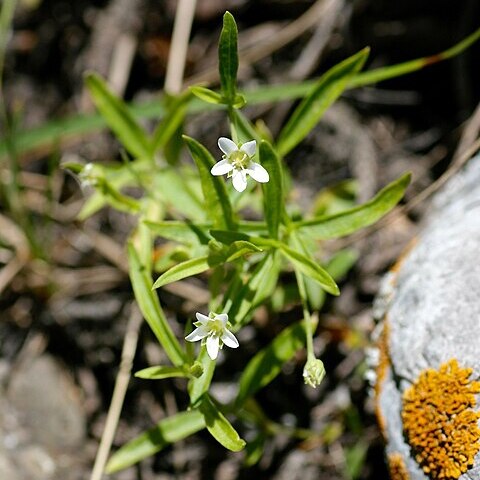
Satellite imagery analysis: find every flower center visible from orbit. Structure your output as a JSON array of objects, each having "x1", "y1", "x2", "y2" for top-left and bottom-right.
[
  {"x1": 228, "y1": 150, "x2": 250, "y2": 170},
  {"x1": 209, "y1": 318, "x2": 224, "y2": 336}
]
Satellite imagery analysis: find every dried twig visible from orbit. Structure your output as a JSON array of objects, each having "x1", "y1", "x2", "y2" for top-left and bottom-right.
[
  {"x1": 165, "y1": 0, "x2": 197, "y2": 94},
  {"x1": 89, "y1": 303, "x2": 143, "y2": 480}
]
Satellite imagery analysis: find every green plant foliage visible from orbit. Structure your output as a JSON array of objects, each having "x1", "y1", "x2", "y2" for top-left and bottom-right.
[
  {"x1": 259, "y1": 140, "x2": 284, "y2": 239},
  {"x1": 127, "y1": 243, "x2": 186, "y2": 366},
  {"x1": 293, "y1": 172, "x2": 411, "y2": 239},
  {"x1": 135, "y1": 365, "x2": 189, "y2": 380},
  {"x1": 105, "y1": 410, "x2": 205, "y2": 472},
  {"x1": 85, "y1": 73, "x2": 151, "y2": 159},
  {"x1": 276, "y1": 48, "x2": 369, "y2": 157},
  {"x1": 183, "y1": 135, "x2": 235, "y2": 230},
  {"x1": 52, "y1": 10, "x2": 470, "y2": 473},
  {"x1": 199, "y1": 394, "x2": 246, "y2": 451},
  {"x1": 236, "y1": 320, "x2": 308, "y2": 407},
  {"x1": 218, "y1": 11, "x2": 239, "y2": 103}
]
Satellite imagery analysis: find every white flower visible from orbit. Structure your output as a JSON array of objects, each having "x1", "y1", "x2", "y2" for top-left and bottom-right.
[
  {"x1": 185, "y1": 312, "x2": 239, "y2": 360},
  {"x1": 211, "y1": 137, "x2": 269, "y2": 192}
]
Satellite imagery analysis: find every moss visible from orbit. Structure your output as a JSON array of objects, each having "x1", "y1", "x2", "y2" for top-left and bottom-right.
[
  {"x1": 387, "y1": 452, "x2": 410, "y2": 480},
  {"x1": 402, "y1": 359, "x2": 480, "y2": 479}
]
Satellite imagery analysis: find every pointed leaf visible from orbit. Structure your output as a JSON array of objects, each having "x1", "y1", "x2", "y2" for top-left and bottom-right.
[
  {"x1": 85, "y1": 73, "x2": 151, "y2": 159},
  {"x1": 190, "y1": 86, "x2": 223, "y2": 104},
  {"x1": 259, "y1": 140, "x2": 283, "y2": 238},
  {"x1": 228, "y1": 252, "x2": 280, "y2": 327},
  {"x1": 128, "y1": 243, "x2": 186, "y2": 366},
  {"x1": 144, "y1": 220, "x2": 212, "y2": 246},
  {"x1": 277, "y1": 48, "x2": 369, "y2": 156},
  {"x1": 135, "y1": 365, "x2": 189, "y2": 380},
  {"x1": 153, "y1": 256, "x2": 210, "y2": 289},
  {"x1": 183, "y1": 135, "x2": 235, "y2": 230},
  {"x1": 199, "y1": 394, "x2": 246, "y2": 452},
  {"x1": 218, "y1": 11, "x2": 239, "y2": 103},
  {"x1": 293, "y1": 172, "x2": 411, "y2": 239},
  {"x1": 151, "y1": 91, "x2": 192, "y2": 154},
  {"x1": 105, "y1": 410, "x2": 205, "y2": 473},
  {"x1": 278, "y1": 244, "x2": 339, "y2": 296}
]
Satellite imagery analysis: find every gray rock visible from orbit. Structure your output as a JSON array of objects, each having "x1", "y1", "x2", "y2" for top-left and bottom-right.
[
  {"x1": 7, "y1": 354, "x2": 86, "y2": 449},
  {"x1": 374, "y1": 153, "x2": 480, "y2": 479}
]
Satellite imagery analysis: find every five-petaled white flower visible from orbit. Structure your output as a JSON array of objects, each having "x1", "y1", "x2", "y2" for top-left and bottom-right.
[
  {"x1": 211, "y1": 137, "x2": 269, "y2": 192},
  {"x1": 185, "y1": 312, "x2": 239, "y2": 360}
]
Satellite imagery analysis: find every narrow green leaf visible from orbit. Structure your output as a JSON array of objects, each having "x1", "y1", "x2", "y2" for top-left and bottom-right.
[
  {"x1": 96, "y1": 178, "x2": 141, "y2": 213},
  {"x1": 183, "y1": 135, "x2": 235, "y2": 230},
  {"x1": 277, "y1": 48, "x2": 369, "y2": 156},
  {"x1": 305, "y1": 248, "x2": 359, "y2": 310},
  {"x1": 144, "y1": 220, "x2": 212, "y2": 246},
  {"x1": 150, "y1": 91, "x2": 192, "y2": 154},
  {"x1": 244, "y1": 433, "x2": 266, "y2": 467},
  {"x1": 350, "y1": 26, "x2": 480, "y2": 89},
  {"x1": 153, "y1": 168, "x2": 205, "y2": 221},
  {"x1": 259, "y1": 140, "x2": 283, "y2": 238},
  {"x1": 210, "y1": 229, "x2": 251, "y2": 245},
  {"x1": 84, "y1": 72, "x2": 151, "y2": 159},
  {"x1": 128, "y1": 243, "x2": 186, "y2": 366},
  {"x1": 153, "y1": 256, "x2": 210, "y2": 289},
  {"x1": 105, "y1": 410, "x2": 205, "y2": 473},
  {"x1": 218, "y1": 11, "x2": 239, "y2": 102},
  {"x1": 236, "y1": 320, "x2": 308, "y2": 407},
  {"x1": 279, "y1": 244, "x2": 339, "y2": 296},
  {"x1": 135, "y1": 365, "x2": 189, "y2": 380},
  {"x1": 228, "y1": 252, "x2": 280, "y2": 327},
  {"x1": 190, "y1": 86, "x2": 223, "y2": 104},
  {"x1": 224, "y1": 240, "x2": 262, "y2": 262},
  {"x1": 293, "y1": 172, "x2": 411, "y2": 239},
  {"x1": 199, "y1": 394, "x2": 246, "y2": 452},
  {"x1": 7, "y1": 27, "x2": 480, "y2": 162}
]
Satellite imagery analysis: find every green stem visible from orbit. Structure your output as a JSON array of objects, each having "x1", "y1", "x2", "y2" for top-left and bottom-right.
[{"x1": 291, "y1": 231, "x2": 315, "y2": 360}]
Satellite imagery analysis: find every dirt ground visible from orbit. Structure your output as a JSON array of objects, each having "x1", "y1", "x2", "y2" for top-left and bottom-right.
[{"x1": 1, "y1": 0, "x2": 480, "y2": 479}]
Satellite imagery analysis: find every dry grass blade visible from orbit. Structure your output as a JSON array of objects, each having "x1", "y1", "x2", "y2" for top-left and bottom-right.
[{"x1": 89, "y1": 303, "x2": 143, "y2": 480}]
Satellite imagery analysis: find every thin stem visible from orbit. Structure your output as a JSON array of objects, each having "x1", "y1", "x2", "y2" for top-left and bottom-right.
[{"x1": 291, "y1": 232, "x2": 315, "y2": 359}]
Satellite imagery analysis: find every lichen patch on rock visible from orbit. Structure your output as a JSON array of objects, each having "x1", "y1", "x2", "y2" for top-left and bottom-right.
[
  {"x1": 401, "y1": 359, "x2": 480, "y2": 479},
  {"x1": 387, "y1": 452, "x2": 410, "y2": 480}
]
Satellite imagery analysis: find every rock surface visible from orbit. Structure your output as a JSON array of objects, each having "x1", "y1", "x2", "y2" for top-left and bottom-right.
[
  {"x1": 374, "y1": 152, "x2": 480, "y2": 480},
  {"x1": 0, "y1": 354, "x2": 87, "y2": 480}
]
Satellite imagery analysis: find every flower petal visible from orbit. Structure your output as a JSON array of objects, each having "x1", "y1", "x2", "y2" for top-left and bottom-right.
[
  {"x1": 185, "y1": 326, "x2": 209, "y2": 342},
  {"x1": 195, "y1": 312, "x2": 210, "y2": 325},
  {"x1": 218, "y1": 137, "x2": 237, "y2": 155},
  {"x1": 232, "y1": 170, "x2": 247, "y2": 192},
  {"x1": 215, "y1": 313, "x2": 229, "y2": 325},
  {"x1": 221, "y1": 330, "x2": 239, "y2": 349},
  {"x1": 211, "y1": 159, "x2": 234, "y2": 176},
  {"x1": 246, "y1": 162, "x2": 269, "y2": 183},
  {"x1": 206, "y1": 335, "x2": 220, "y2": 360},
  {"x1": 240, "y1": 140, "x2": 256, "y2": 157}
]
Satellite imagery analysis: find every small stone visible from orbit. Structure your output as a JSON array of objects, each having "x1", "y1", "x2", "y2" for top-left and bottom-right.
[{"x1": 7, "y1": 354, "x2": 86, "y2": 449}]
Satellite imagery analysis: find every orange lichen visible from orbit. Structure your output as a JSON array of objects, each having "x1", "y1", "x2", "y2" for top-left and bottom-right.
[
  {"x1": 374, "y1": 320, "x2": 391, "y2": 440},
  {"x1": 402, "y1": 359, "x2": 480, "y2": 479},
  {"x1": 387, "y1": 452, "x2": 410, "y2": 480}
]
